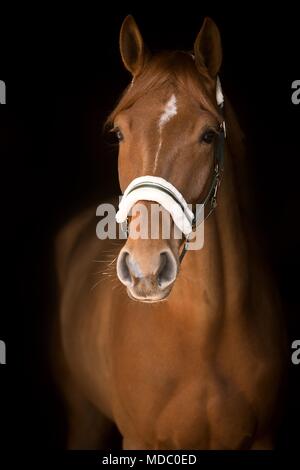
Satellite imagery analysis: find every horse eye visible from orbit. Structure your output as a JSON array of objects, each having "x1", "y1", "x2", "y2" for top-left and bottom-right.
[
  {"x1": 200, "y1": 129, "x2": 216, "y2": 144},
  {"x1": 112, "y1": 127, "x2": 124, "y2": 142}
]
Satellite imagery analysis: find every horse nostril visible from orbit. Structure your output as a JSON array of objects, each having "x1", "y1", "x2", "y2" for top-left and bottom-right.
[
  {"x1": 158, "y1": 251, "x2": 177, "y2": 289},
  {"x1": 117, "y1": 251, "x2": 133, "y2": 286}
]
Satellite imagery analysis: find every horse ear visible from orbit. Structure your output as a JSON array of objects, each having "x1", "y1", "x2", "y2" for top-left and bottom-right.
[
  {"x1": 194, "y1": 17, "x2": 222, "y2": 78},
  {"x1": 119, "y1": 15, "x2": 147, "y2": 77}
]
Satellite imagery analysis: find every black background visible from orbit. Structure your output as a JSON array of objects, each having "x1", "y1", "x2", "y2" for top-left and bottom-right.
[{"x1": 0, "y1": 3, "x2": 299, "y2": 460}]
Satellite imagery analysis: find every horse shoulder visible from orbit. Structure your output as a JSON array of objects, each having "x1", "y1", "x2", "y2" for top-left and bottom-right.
[{"x1": 55, "y1": 207, "x2": 96, "y2": 289}]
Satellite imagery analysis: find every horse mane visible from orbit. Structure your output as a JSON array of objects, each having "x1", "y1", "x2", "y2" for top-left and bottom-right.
[{"x1": 223, "y1": 98, "x2": 258, "y2": 226}]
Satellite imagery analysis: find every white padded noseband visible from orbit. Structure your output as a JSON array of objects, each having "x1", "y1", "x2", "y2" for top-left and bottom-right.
[{"x1": 116, "y1": 175, "x2": 194, "y2": 236}]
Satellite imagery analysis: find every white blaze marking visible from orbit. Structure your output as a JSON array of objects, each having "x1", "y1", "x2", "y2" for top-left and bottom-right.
[
  {"x1": 158, "y1": 94, "x2": 177, "y2": 129},
  {"x1": 153, "y1": 140, "x2": 162, "y2": 172},
  {"x1": 154, "y1": 94, "x2": 177, "y2": 172}
]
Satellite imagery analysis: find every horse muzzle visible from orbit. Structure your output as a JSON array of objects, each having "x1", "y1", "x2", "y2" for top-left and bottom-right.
[{"x1": 117, "y1": 246, "x2": 178, "y2": 302}]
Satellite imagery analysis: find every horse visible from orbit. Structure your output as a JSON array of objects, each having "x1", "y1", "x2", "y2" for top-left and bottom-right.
[{"x1": 54, "y1": 15, "x2": 286, "y2": 449}]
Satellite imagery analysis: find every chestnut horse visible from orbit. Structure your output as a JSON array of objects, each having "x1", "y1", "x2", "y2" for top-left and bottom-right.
[{"x1": 54, "y1": 16, "x2": 286, "y2": 449}]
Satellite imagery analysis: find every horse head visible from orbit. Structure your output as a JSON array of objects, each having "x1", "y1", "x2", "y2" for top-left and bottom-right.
[{"x1": 109, "y1": 16, "x2": 224, "y2": 302}]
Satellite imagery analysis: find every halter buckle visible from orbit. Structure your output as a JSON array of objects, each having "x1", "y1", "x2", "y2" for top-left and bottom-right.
[{"x1": 179, "y1": 237, "x2": 190, "y2": 263}]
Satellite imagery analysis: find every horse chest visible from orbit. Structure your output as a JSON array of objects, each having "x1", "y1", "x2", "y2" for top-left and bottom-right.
[
  {"x1": 113, "y1": 364, "x2": 257, "y2": 449},
  {"x1": 111, "y1": 326, "x2": 258, "y2": 449}
]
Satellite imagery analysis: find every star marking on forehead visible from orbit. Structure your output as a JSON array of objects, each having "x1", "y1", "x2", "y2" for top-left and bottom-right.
[
  {"x1": 154, "y1": 94, "x2": 177, "y2": 173},
  {"x1": 158, "y1": 94, "x2": 177, "y2": 129}
]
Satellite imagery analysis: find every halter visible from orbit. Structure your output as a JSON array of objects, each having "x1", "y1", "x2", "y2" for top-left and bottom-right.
[{"x1": 115, "y1": 77, "x2": 226, "y2": 263}]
